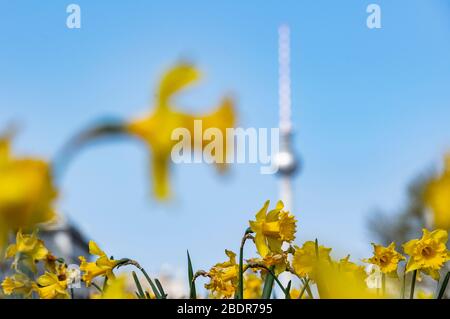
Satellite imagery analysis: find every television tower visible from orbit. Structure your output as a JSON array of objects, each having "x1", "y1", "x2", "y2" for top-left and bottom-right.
[{"x1": 275, "y1": 24, "x2": 299, "y2": 213}]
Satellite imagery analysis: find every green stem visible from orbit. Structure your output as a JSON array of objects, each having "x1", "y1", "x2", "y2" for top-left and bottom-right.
[
  {"x1": 140, "y1": 267, "x2": 163, "y2": 299},
  {"x1": 257, "y1": 265, "x2": 289, "y2": 297},
  {"x1": 303, "y1": 278, "x2": 314, "y2": 299},
  {"x1": 401, "y1": 268, "x2": 406, "y2": 299},
  {"x1": 410, "y1": 270, "x2": 417, "y2": 299},
  {"x1": 237, "y1": 228, "x2": 253, "y2": 299},
  {"x1": 437, "y1": 271, "x2": 450, "y2": 299},
  {"x1": 382, "y1": 273, "x2": 386, "y2": 296},
  {"x1": 261, "y1": 266, "x2": 276, "y2": 299},
  {"x1": 285, "y1": 281, "x2": 292, "y2": 299},
  {"x1": 237, "y1": 234, "x2": 249, "y2": 299},
  {"x1": 91, "y1": 282, "x2": 103, "y2": 293},
  {"x1": 132, "y1": 271, "x2": 145, "y2": 299},
  {"x1": 102, "y1": 276, "x2": 108, "y2": 291},
  {"x1": 117, "y1": 258, "x2": 164, "y2": 299},
  {"x1": 298, "y1": 278, "x2": 309, "y2": 299},
  {"x1": 314, "y1": 239, "x2": 319, "y2": 259}
]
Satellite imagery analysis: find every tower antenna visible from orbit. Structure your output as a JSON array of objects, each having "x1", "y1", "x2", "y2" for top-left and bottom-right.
[{"x1": 276, "y1": 24, "x2": 299, "y2": 212}]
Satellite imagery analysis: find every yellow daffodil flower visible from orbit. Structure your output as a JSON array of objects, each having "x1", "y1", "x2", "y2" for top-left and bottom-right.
[
  {"x1": 0, "y1": 135, "x2": 57, "y2": 252},
  {"x1": 79, "y1": 240, "x2": 119, "y2": 286},
  {"x1": 56, "y1": 63, "x2": 236, "y2": 200},
  {"x1": 337, "y1": 255, "x2": 367, "y2": 279},
  {"x1": 243, "y1": 273, "x2": 263, "y2": 299},
  {"x1": 92, "y1": 275, "x2": 135, "y2": 299},
  {"x1": 36, "y1": 272, "x2": 69, "y2": 299},
  {"x1": 205, "y1": 250, "x2": 239, "y2": 299},
  {"x1": 127, "y1": 63, "x2": 236, "y2": 199},
  {"x1": 43, "y1": 253, "x2": 59, "y2": 273},
  {"x1": 314, "y1": 258, "x2": 377, "y2": 299},
  {"x1": 247, "y1": 252, "x2": 288, "y2": 275},
  {"x1": 1, "y1": 273, "x2": 36, "y2": 298},
  {"x1": 5, "y1": 230, "x2": 49, "y2": 273},
  {"x1": 363, "y1": 242, "x2": 405, "y2": 275},
  {"x1": 424, "y1": 154, "x2": 450, "y2": 230},
  {"x1": 249, "y1": 200, "x2": 297, "y2": 258},
  {"x1": 292, "y1": 241, "x2": 331, "y2": 278},
  {"x1": 403, "y1": 229, "x2": 450, "y2": 280}
]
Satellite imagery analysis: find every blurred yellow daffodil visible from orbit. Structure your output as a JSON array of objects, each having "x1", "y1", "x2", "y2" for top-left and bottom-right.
[
  {"x1": 337, "y1": 255, "x2": 366, "y2": 279},
  {"x1": 424, "y1": 154, "x2": 450, "y2": 230},
  {"x1": 1, "y1": 273, "x2": 36, "y2": 298},
  {"x1": 127, "y1": 63, "x2": 236, "y2": 199},
  {"x1": 249, "y1": 200, "x2": 296, "y2": 258},
  {"x1": 92, "y1": 275, "x2": 135, "y2": 299},
  {"x1": 5, "y1": 230, "x2": 49, "y2": 273},
  {"x1": 363, "y1": 242, "x2": 405, "y2": 275},
  {"x1": 0, "y1": 135, "x2": 58, "y2": 252},
  {"x1": 243, "y1": 273, "x2": 263, "y2": 299},
  {"x1": 56, "y1": 63, "x2": 236, "y2": 201},
  {"x1": 205, "y1": 250, "x2": 238, "y2": 299},
  {"x1": 36, "y1": 271, "x2": 69, "y2": 299},
  {"x1": 314, "y1": 258, "x2": 377, "y2": 299},
  {"x1": 79, "y1": 241, "x2": 119, "y2": 286},
  {"x1": 403, "y1": 229, "x2": 450, "y2": 280},
  {"x1": 292, "y1": 241, "x2": 331, "y2": 278}
]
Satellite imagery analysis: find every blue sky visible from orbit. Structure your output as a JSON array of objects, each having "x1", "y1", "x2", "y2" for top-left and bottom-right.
[{"x1": 1, "y1": 0, "x2": 450, "y2": 278}]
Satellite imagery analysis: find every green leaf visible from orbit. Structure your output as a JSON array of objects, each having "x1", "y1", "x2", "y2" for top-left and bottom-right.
[
  {"x1": 261, "y1": 266, "x2": 276, "y2": 299},
  {"x1": 302, "y1": 278, "x2": 314, "y2": 299},
  {"x1": 437, "y1": 271, "x2": 450, "y2": 299},
  {"x1": 132, "y1": 271, "x2": 145, "y2": 299},
  {"x1": 187, "y1": 250, "x2": 197, "y2": 299},
  {"x1": 148, "y1": 278, "x2": 162, "y2": 299},
  {"x1": 298, "y1": 279, "x2": 309, "y2": 299},
  {"x1": 140, "y1": 268, "x2": 162, "y2": 299},
  {"x1": 155, "y1": 278, "x2": 168, "y2": 299},
  {"x1": 285, "y1": 280, "x2": 292, "y2": 299},
  {"x1": 91, "y1": 282, "x2": 103, "y2": 294}
]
